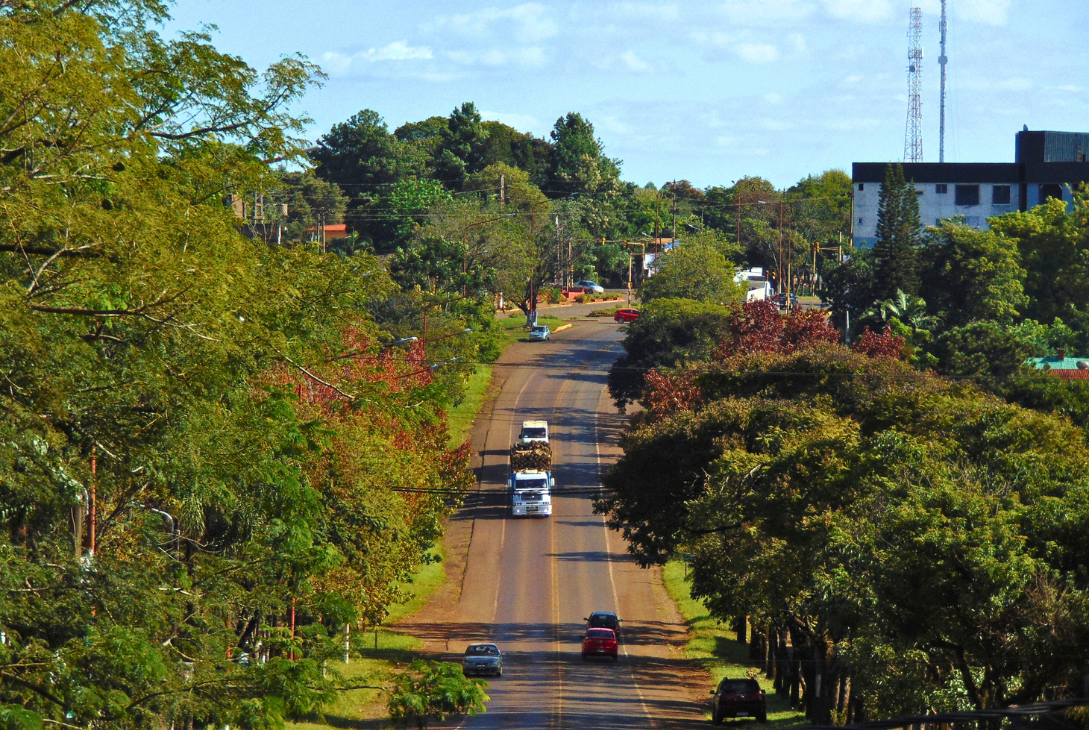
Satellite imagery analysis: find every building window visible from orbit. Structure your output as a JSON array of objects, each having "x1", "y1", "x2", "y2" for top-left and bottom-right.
[
  {"x1": 992, "y1": 185, "x2": 1012, "y2": 205},
  {"x1": 955, "y1": 184, "x2": 980, "y2": 206},
  {"x1": 966, "y1": 217, "x2": 982, "y2": 227},
  {"x1": 858, "y1": 183, "x2": 864, "y2": 191},
  {"x1": 935, "y1": 184, "x2": 948, "y2": 194},
  {"x1": 916, "y1": 189, "x2": 924, "y2": 196},
  {"x1": 1040, "y1": 183, "x2": 1064, "y2": 202},
  {"x1": 857, "y1": 217, "x2": 864, "y2": 225}
]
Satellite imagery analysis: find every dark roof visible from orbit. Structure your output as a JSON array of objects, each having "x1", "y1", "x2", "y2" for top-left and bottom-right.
[{"x1": 852, "y1": 162, "x2": 1089, "y2": 185}]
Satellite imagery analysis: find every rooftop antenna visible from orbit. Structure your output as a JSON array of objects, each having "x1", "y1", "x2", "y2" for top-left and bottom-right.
[
  {"x1": 904, "y1": 2, "x2": 924, "y2": 162},
  {"x1": 938, "y1": 0, "x2": 948, "y2": 163}
]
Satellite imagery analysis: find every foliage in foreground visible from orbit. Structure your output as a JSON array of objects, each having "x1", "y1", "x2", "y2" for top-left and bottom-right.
[
  {"x1": 600, "y1": 336, "x2": 1089, "y2": 723},
  {"x1": 0, "y1": 2, "x2": 481, "y2": 728},
  {"x1": 387, "y1": 661, "x2": 489, "y2": 729}
]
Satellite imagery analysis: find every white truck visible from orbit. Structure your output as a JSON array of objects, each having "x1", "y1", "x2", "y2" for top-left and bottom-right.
[
  {"x1": 510, "y1": 425, "x2": 553, "y2": 517},
  {"x1": 510, "y1": 470, "x2": 553, "y2": 517}
]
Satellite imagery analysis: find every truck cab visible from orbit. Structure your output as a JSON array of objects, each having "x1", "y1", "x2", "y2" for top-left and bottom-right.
[
  {"x1": 510, "y1": 470, "x2": 553, "y2": 517},
  {"x1": 519, "y1": 420, "x2": 549, "y2": 444}
]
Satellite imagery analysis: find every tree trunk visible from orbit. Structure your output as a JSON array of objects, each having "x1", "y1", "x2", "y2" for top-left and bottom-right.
[{"x1": 734, "y1": 615, "x2": 747, "y2": 645}]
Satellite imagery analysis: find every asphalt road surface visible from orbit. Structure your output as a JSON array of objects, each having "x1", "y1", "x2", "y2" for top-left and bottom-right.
[{"x1": 447, "y1": 314, "x2": 706, "y2": 729}]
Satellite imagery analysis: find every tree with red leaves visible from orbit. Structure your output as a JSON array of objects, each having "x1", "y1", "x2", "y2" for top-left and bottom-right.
[
  {"x1": 714, "y1": 299, "x2": 840, "y2": 359},
  {"x1": 644, "y1": 368, "x2": 705, "y2": 420},
  {"x1": 853, "y1": 324, "x2": 906, "y2": 359}
]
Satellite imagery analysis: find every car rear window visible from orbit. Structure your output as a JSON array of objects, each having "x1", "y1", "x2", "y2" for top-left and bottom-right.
[
  {"x1": 586, "y1": 629, "x2": 614, "y2": 639},
  {"x1": 521, "y1": 427, "x2": 546, "y2": 439},
  {"x1": 720, "y1": 679, "x2": 760, "y2": 693},
  {"x1": 589, "y1": 614, "x2": 617, "y2": 627},
  {"x1": 466, "y1": 645, "x2": 499, "y2": 656}
]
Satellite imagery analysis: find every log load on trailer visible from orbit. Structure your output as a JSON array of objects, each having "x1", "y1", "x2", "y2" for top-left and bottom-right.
[{"x1": 510, "y1": 441, "x2": 552, "y2": 472}]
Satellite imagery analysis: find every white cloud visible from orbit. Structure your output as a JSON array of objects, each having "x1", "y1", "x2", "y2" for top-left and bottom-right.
[
  {"x1": 621, "y1": 50, "x2": 651, "y2": 71},
  {"x1": 764, "y1": 92, "x2": 782, "y2": 104},
  {"x1": 321, "y1": 41, "x2": 432, "y2": 75},
  {"x1": 481, "y1": 111, "x2": 540, "y2": 133},
  {"x1": 788, "y1": 32, "x2": 807, "y2": 54},
  {"x1": 435, "y1": 4, "x2": 558, "y2": 42},
  {"x1": 735, "y1": 43, "x2": 779, "y2": 63},
  {"x1": 821, "y1": 0, "x2": 893, "y2": 24},
  {"x1": 362, "y1": 40, "x2": 433, "y2": 62}
]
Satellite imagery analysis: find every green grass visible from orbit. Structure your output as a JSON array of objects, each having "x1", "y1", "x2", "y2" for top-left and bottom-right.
[
  {"x1": 662, "y1": 560, "x2": 807, "y2": 727},
  {"x1": 447, "y1": 364, "x2": 493, "y2": 447}
]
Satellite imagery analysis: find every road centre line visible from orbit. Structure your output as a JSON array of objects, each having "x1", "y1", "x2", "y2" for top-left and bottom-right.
[{"x1": 594, "y1": 384, "x2": 656, "y2": 728}]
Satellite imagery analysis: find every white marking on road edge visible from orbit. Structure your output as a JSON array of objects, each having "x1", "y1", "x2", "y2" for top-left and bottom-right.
[{"x1": 594, "y1": 397, "x2": 656, "y2": 727}]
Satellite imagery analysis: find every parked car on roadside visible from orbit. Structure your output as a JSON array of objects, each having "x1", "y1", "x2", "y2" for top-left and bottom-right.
[
  {"x1": 528, "y1": 325, "x2": 551, "y2": 341},
  {"x1": 581, "y1": 628, "x2": 618, "y2": 661},
  {"x1": 462, "y1": 643, "x2": 503, "y2": 677},
  {"x1": 576, "y1": 280, "x2": 605, "y2": 294},
  {"x1": 710, "y1": 677, "x2": 767, "y2": 724},
  {"x1": 613, "y1": 308, "x2": 640, "y2": 323}
]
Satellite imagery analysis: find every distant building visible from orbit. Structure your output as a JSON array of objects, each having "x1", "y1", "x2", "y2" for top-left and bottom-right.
[
  {"x1": 1028, "y1": 356, "x2": 1089, "y2": 380},
  {"x1": 852, "y1": 129, "x2": 1089, "y2": 247}
]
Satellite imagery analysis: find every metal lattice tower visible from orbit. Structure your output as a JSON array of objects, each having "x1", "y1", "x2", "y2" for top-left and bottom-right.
[
  {"x1": 938, "y1": 0, "x2": 948, "y2": 163},
  {"x1": 904, "y1": 4, "x2": 924, "y2": 162}
]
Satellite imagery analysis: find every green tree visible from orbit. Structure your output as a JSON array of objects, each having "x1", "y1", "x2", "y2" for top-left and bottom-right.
[
  {"x1": 0, "y1": 4, "x2": 474, "y2": 729},
  {"x1": 272, "y1": 171, "x2": 349, "y2": 244},
  {"x1": 387, "y1": 661, "x2": 490, "y2": 729},
  {"x1": 919, "y1": 221, "x2": 1027, "y2": 327},
  {"x1": 639, "y1": 242, "x2": 744, "y2": 305},
  {"x1": 607, "y1": 298, "x2": 734, "y2": 411},
  {"x1": 546, "y1": 112, "x2": 621, "y2": 197},
  {"x1": 435, "y1": 102, "x2": 490, "y2": 190},
  {"x1": 871, "y1": 164, "x2": 921, "y2": 302}
]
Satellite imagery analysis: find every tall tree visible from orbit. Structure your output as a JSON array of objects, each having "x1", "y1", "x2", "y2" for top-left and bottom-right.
[
  {"x1": 546, "y1": 112, "x2": 620, "y2": 197},
  {"x1": 871, "y1": 163, "x2": 921, "y2": 301},
  {"x1": 435, "y1": 102, "x2": 490, "y2": 190}
]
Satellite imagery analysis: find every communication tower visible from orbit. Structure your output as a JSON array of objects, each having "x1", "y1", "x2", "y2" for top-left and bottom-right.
[
  {"x1": 938, "y1": 0, "x2": 949, "y2": 163},
  {"x1": 904, "y1": 4, "x2": 924, "y2": 162}
]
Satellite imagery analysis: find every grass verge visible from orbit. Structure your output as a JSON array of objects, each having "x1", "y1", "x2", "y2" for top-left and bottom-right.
[
  {"x1": 662, "y1": 560, "x2": 807, "y2": 727},
  {"x1": 287, "y1": 550, "x2": 447, "y2": 729},
  {"x1": 447, "y1": 364, "x2": 492, "y2": 447}
]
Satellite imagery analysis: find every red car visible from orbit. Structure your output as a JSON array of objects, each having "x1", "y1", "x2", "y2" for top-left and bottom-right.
[
  {"x1": 613, "y1": 308, "x2": 640, "y2": 323},
  {"x1": 710, "y1": 678, "x2": 767, "y2": 724},
  {"x1": 581, "y1": 628, "x2": 618, "y2": 661}
]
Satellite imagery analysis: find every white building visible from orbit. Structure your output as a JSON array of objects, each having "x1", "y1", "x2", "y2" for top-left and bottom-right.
[{"x1": 853, "y1": 129, "x2": 1089, "y2": 247}]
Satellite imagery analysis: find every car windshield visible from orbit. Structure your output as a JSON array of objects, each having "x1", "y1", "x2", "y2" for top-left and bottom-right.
[
  {"x1": 530, "y1": 326, "x2": 547, "y2": 332},
  {"x1": 465, "y1": 645, "x2": 499, "y2": 656},
  {"x1": 720, "y1": 680, "x2": 760, "y2": 693},
  {"x1": 521, "y1": 428, "x2": 546, "y2": 439},
  {"x1": 516, "y1": 478, "x2": 548, "y2": 490},
  {"x1": 586, "y1": 629, "x2": 614, "y2": 639}
]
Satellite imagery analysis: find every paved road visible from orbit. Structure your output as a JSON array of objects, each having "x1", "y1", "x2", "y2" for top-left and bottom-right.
[{"x1": 444, "y1": 316, "x2": 706, "y2": 729}]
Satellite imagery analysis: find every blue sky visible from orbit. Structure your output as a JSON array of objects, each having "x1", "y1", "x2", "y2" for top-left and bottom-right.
[{"x1": 166, "y1": 0, "x2": 1089, "y2": 189}]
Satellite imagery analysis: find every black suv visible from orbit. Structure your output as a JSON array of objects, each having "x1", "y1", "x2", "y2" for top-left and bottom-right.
[
  {"x1": 585, "y1": 611, "x2": 621, "y2": 639},
  {"x1": 711, "y1": 677, "x2": 767, "y2": 724}
]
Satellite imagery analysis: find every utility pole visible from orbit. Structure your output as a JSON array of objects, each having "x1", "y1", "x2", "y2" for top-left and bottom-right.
[
  {"x1": 671, "y1": 180, "x2": 677, "y2": 242},
  {"x1": 499, "y1": 173, "x2": 505, "y2": 204},
  {"x1": 778, "y1": 199, "x2": 784, "y2": 294}
]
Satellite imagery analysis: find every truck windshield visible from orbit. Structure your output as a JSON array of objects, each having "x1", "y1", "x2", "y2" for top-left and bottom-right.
[
  {"x1": 515, "y1": 478, "x2": 548, "y2": 490},
  {"x1": 521, "y1": 427, "x2": 546, "y2": 439}
]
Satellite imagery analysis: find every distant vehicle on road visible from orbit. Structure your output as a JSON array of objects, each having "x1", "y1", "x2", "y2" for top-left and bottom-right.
[
  {"x1": 585, "y1": 611, "x2": 621, "y2": 639},
  {"x1": 576, "y1": 280, "x2": 605, "y2": 294},
  {"x1": 519, "y1": 420, "x2": 549, "y2": 444},
  {"x1": 581, "y1": 628, "x2": 618, "y2": 661},
  {"x1": 463, "y1": 643, "x2": 503, "y2": 677},
  {"x1": 710, "y1": 678, "x2": 767, "y2": 724},
  {"x1": 528, "y1": 324, "x2": 551, "y2": 341},
  {"x1": 613, "y1": 308, "x2": 640, "y2": 323}
]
